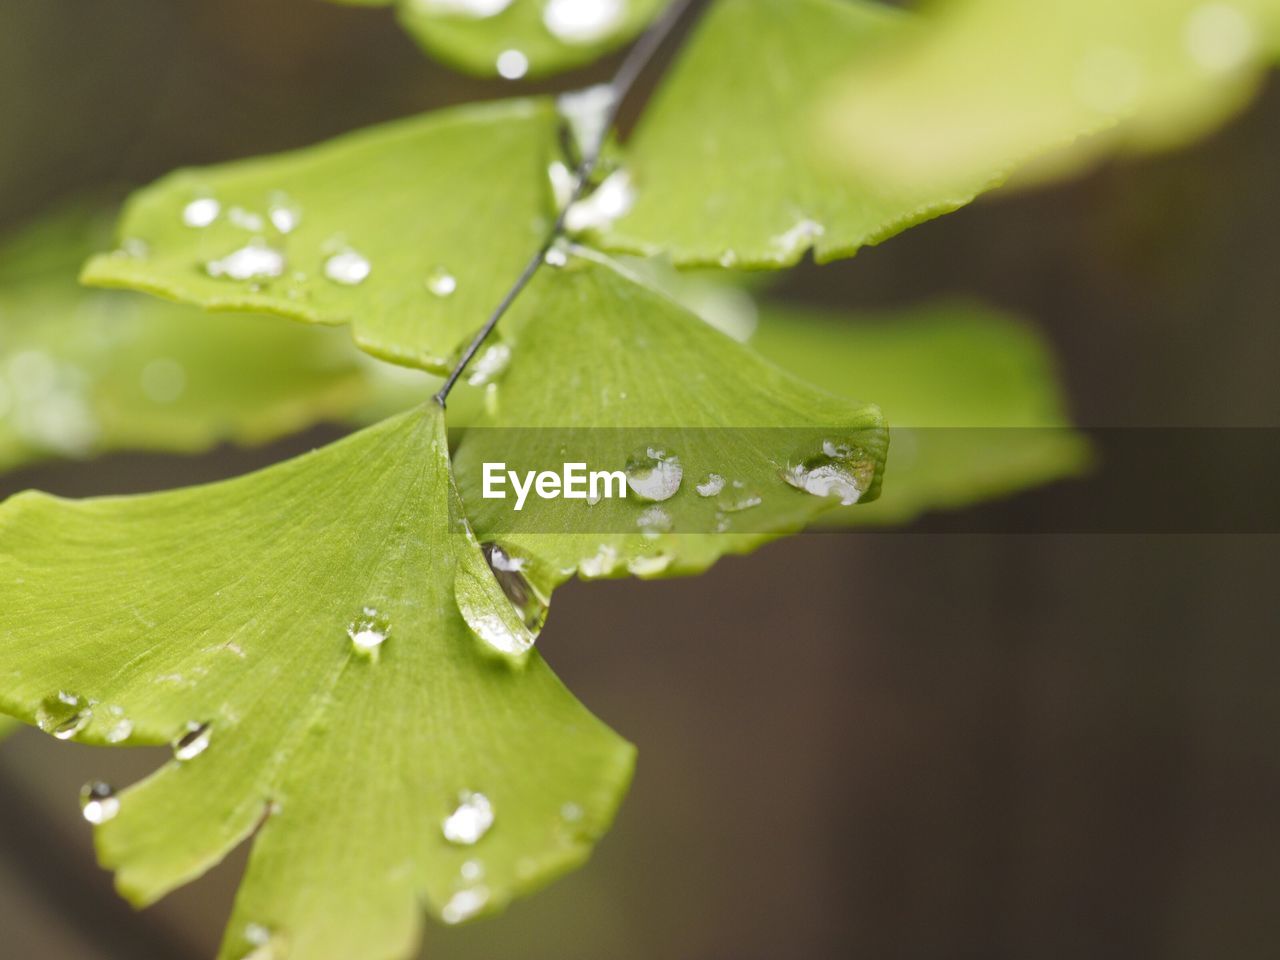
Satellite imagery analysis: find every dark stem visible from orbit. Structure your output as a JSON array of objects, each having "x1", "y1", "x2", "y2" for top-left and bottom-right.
[{"x1": 433, "y1": 0, "x2": 702, "y2": 406}]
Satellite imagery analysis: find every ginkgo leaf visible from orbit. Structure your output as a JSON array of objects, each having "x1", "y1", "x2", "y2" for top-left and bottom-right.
[
  {"x1": 0, "y1": 203, "x2": 432, "y2": 472},
  {"x1": 817, "y1": 0, "x2": 1280, "y2": 196},
  {"x1": 82, "y1": 100, "x2": 562, "y2": 374},
  {"x1": 451, "y1": 250, "x2": 888, "y2": 588},
  {"x1": 750, "y1": 302, "x2": 1090, "y2": 525},
  {"x1": 593, "y1": 0, "x2": 988, "y2": 267},
  {"x1": 0, "y1": 403, "x2": 634, "y2": 960},
  {"x1": 387, "y1": 0, "x2": 669, "y2": 78}
]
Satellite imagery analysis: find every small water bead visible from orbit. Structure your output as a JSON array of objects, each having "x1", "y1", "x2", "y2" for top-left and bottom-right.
[
  {"x1": 442, "y1": 885, "x2": 490, "y2": 925},
  {"x1": 173, "y1": 721, "x2": 212, "y2": 761},
  {"x1": 105, "y1": 716, "x2": 134, "y2": 744},
  {"x1": 227, "y1": 206, "x2": 266, "y2": 232},
  {"x1": 113, "y1": 238, "x2": 150, "y2": 260},
  {"x1": 627, "y1": 553, "x2": 673, "y2": 577},
  {"x1": 578, "y1": 543, "x2": 618, "y2": 579},
  {"x1": 547, "y1": 161, "x2": 576, "y2": 211},
  {"x1": 442, "y1": 791, "x2": 494, "y2": 846},
  {"x1": 182, "y1": 197, "x2": 220, "y2": 228},
  {"x1": 560, "y1": 802, "x2": 584, "y2": 823},
  {"x1": 544, "y1": 0, "x2": 625, "y2": 44},
  {"x1": 696, "y1": 473, "x2": 725, "y2": 497},
  {"x1": 467, "y1": 343, "x2": 511, "y2": 387},
  {"x1": 782, "y1": 441, "x2": 872, "y2": 507},
  {"x1": 37, "y1": 691, "x2": 91, "y2": 740},
  {"x1": 771, "y1": 218, "x2": 825, "y2": 259},
  {"x1": 544, "y1": 238, "x2": 571, "y2": 268},
  {"x1": 496, "y1": 49, "x2": 530, "y2": 80},
  {"x1": 719, "y1": 480, "x2": 763, "y2": 513},
  {"x1": 239, "y1": 923, "x2": 281, "y2": 960},
  {"x1": 348, "y1": 607, "x2": 389, "y2": 656},
  {"x1": 80, "y1": 781, "x2": 119, "y2": 824},
  {"x1": 481, "y1": 542, "x2": 549, "y2": 634},
  {"x1": 556, "y1": 83, "x2": 616, "y2": 159},
  {"x1": 426, "y1": 266, "x2": 457, "y2": 298},
  {"x1": 206, "y1": 242, "x2": 286, "y2": 282},
  {"x1": 268, "y1": 193, "x2": 301, "y2": 234},
  {"x1": 460, "y1": 859, "x2": 485, "y2": 882},
  {"x1": 323, "y1": 248, "x2": 371, "y2": 286},
  {"x1": 565, "y1": 169, "x2": 634, "y2": 233},
  {"x1": 625, "y1": 447, "x2": 683, "y2": 502},
  {"x1": 636, "y1": 505, "x2": 673, "y2": 535}
]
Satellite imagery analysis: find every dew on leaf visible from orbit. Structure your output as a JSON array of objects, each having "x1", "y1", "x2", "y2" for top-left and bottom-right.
[
  {"x1": 268, "y1": 193, "x2": 302, "y2": 234},
  {"x1": 544, "y1": 238, "x2": 571, "y2": 268},
  {"x1": 347, "y1": 607, "x2": 389, "y2": 657},
  {"x1": 625, "y1": 446, "x2": 682, "y2": 501},
  {"x1": 695, "y1": 473, "x2": 725, "y2": 497},
  {"x1": 105, "y1": 716, "x2": 134, "y2": 744},
  {"x1": 547, "y1": 161, "x2": 576, "y2": 212},
  {"x1": 496, "y1": 49, "x2": 530, "y2": 79},
  {"x1": 636, "y1": 504, "x2": 673, "y2": 535},
  {"x1": 781, "y1": 441, "x2": 873, "y2": 506},
  {"x1": 205, "y1": 241, "x2": 286, "y2": 282},
  {"x1": 557, "y1": 83, "x2": 616, "y2": 158},
  {"x1": 627, "y1": 553, "x2": 673, "y2": 577},
  {"x1": 173, "y1": 721, "x2": 212, "y2": 761},
  {"x1": 442, "y1": 791, "x2": 495, "y2": 846},
  {"x1": 182, "y1": 196, "x2": 220, "y2": 228},
  {"x1": 323, "y1": 248, "x2": 372, "y2": 286},
  {"x1": 560, "y1": 801, "x2": 584, "y2": 823},
  {"x1": 565, "y1": 169, "x2": 634, "y2": 233},
  {"x1": 771, "y1": 218, "x2": 825, "y2": 259},
  {"x1": 543, "y1": 0, "x2": 624, "y2": 44},
  {"x1": 426, "y1": 265, "x2": 457, "y2": 298},
  {"x1": 80, "y1": 781, "x2": 120, "y2": 825},
  {"x1": 37, "y1": 691, "x2": 91, "y2": 740},
  {"x1": 467, "y1": 543, "x2": 548, "y2": 656},
  {"x1": 460, "y1": 859, "x2": 484, "y2": 882},
  {"x1": 578, "y1": 543, "x2": 618, "y2": 579},
  {"x1": 442, "y1": 885, "x2": 491, "y2": 925},
  {"x1": 466, "y1": 343, "x2": 511, "y2": 387}
]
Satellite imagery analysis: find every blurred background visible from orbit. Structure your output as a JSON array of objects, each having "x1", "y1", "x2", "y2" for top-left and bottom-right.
[{"x1": 1, "y1": 1, "x2": 1278, "y2": 958}]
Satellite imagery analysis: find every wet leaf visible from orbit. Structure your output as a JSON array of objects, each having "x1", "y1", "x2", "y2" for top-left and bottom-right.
[
  {"x1": 82, "y1": 100, "x2": 561, "y2": 374},
  {"x1": 452, "y1": 250, "x2": 888, "y2": 585},
  {"x1": 0, "y1": 404, "x2": 633, "y2": 960}
]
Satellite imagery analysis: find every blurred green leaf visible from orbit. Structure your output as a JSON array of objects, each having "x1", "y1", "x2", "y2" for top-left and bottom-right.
[
  {"x1": 817, "y1": 0, "x2": 1280, "y2": 198},
  {"x1": 596, "y1": 0, "x2": 985, "y2": 267},
  {"x1": 388, "y1": 0, "x2": 669, "y2": 78},
  {"x1": 83, "y1": 100, "x2": 560, "y2": 374},
  {"x1": 0, "y1": 714, "x2": 18, "y2": 740},
  {"x1": 0, "y1": 204, "x2": 433, "y2": 473},
  {"x1": 453, "y1": 251, "x2": 888, "y2": 586},
  {"x1": 0, "y1": 403, "x2": 633, "y2": 960},
  {"x1": 751, "y1": 302, "x2": 1090, "y2": 525}
]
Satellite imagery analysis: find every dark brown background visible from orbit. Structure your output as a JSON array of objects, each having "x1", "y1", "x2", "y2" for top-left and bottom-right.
[{"x1": 1, "y1": 1, "x2": 1277, "y2": 958}]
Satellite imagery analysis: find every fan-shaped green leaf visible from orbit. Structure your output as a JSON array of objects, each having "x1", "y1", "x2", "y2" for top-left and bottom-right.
[
  {"x1": 82, "y1": 100, "x2": 562, "y2": 374},
  {"x1": 0, "y1": 204, "x2": 433, "y2": 472},
  {"x1": 594, "y1": 0, "x2": 981, "y2": 267},
  {"x1": 390, "y1": 0, "x2": 669, "y2": 78},
  {"x1": 0, "y1": 403, "x2": 634, "y2": 960},
  {"x1": 751, "y1": 302, "x2": 1090, "y2": 525},
  {"x1": 817, "y1": 0, "x2": 1280, "y2": 198},
  {"x1": 451, "y1": 250, "x2": 888, "y2": 586}
]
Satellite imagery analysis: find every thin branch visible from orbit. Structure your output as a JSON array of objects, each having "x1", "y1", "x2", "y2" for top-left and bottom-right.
[{"x1": 433, "y1": 0, "x2": 702, "y2": 406}]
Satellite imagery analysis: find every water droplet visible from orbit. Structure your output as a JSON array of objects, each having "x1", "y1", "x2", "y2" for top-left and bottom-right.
[
  {"x1": 557, "y1": 83, "x2": 616, "y2": 159},
  {"x1": 560, "y1": 802, "x2": 584, "y2": 823},
  {"x1": 460, "y1": 859, "x2": 484, "y2": 882},
  {"x1": 140, "y1": 358, "x2": 187, "y2": 404},
  {"x1": 565, "y1": 169, "x2": 634, "y2": 233},
  {"x1": 442, "y1": 791, "x2": 494, "y2": 846},
  {"x1": 442, "y1": 885, "x2": 491, "y2": 925},
  {"x1": 544, "y1": 237, "x2": 571, "y2": 268},
  {"x1": 80, "y1": 781, "x2": 119, "y2": 824},
  {"x1": 268, "y1": 193, "x2": 302, "y2": 234},
  {"x1": 625, "y1": 447, "x2": 683, "y2": 501},
  {"x1": 323, "y1": 248, "x2": 371, "y2": 286},
  {"x1": 636, "y1": 505, "x2": 673, "y2": 535},
  {"x1": 547, "y1": 161, "x2": 577, "y2": 212},
  {"x1": 781, "y1": 441, "x2": 872, "y2": 506},
  {"x1": 413, "y1": 0, "x2": 513, "y2": 16},
  {"x1": 771, "y1": 218, "x2": 825, "y2": 259},
  {"x1": 206, "y1": 241, "x2": 286, "y2": 282},
  {"x1": 578, "y1": 543, "x2": 618, "y2": 579},
  {"x1": 466, "y1": 344, "x2": 511, "y2": 387},
  {"x1": 426, "y1": 266, "x2": 457, "y2": 298},
  {"x1": 496, "y1": 49, "x2": 530, "y2": 80},
  {"x1": 114, "y1": 238, "x2": 150, "y2": 260},
  {"x1": 696, "y1": 473, "x2": 725, "y2": 497},
  {"x1": 543, "y1": 0, "x2": 624, "y2": 44},
  {"x1": 718, "y1": 480, "x2": 763, "y2": 513},
  {"x1": 227, "y1": 206, "x2": 265, "y2": 232},
  {"x1": 240, "y1": 923, "x2": 280, "y2": 960},
  {"x1": 37, "y1": 692, "x2": 91, "y2": 740},
  {"x1": 105, "y1": 716, "x2": 134, "y2": 744},
  {"x1": 182, "y1": 196, "x2": 220, "y2": 228},
  {"x1": 348, "y1": 607, "x2": 389, "y2": 657},
  {"x1": 1187, "y1": 3, "x2": 1255, "y2": 74},
  {"x1": 173, "y1": 721, "x2": 212, "y2": 761},
  {"x1": 627, "y1": 553, "x2": 673, "y2": 576}
]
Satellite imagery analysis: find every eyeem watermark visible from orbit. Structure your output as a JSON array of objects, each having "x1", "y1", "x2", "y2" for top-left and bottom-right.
[{"x1": 482, "y1": 462, "x2": 628, "y2": 511}]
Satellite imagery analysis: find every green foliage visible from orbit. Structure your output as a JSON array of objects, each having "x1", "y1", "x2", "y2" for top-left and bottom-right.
[
  {"x1": 83, "y1": 100, "x2": 560, "y2": 374},
  {"x1": 453, "y1": 251, "x2": 887, "y2": 586},
  {"x1": 751, "y1": 302, "x2": 1090, "y2": 525},
  {"x1": 386, "y1": 0, "x2": 669, "y2": 78},
  {"x1": 0, "y1": 714, "x2": 18, "y2": 740},
  {"x1": 0, "y1": 204, "x2": 429, "y2": 472},
  {"x1": 0, "y1": 404, "x2": 633, "y2": 959},
  {"x1": 816, "y1": 0, "x2": 1280, "y2": 199}
]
